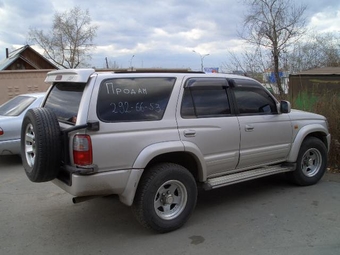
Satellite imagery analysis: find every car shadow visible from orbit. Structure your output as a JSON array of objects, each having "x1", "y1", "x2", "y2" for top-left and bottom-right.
[
  {"x1": 53, "y1": 173, "x2": 294, "y2": 236},
  {"x1": 0, "y1": 155, "x2": 22, "y2": 166}
]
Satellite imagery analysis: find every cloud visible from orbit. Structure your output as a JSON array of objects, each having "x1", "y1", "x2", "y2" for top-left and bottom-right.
[
  {"x1": 308, "y1": 9, "x2": 340, "y2": 33},
  {"x1": 1, "y1": 0, "x2": 340, "y2": 70},
  {"x1": 84, "y1": 0, "x2": 246, "y2": 69},
  {"x1": 0, "y1": 0, "x2": 53, "y2": 46},
  {"x1": 0, "y1": 0, "x2": 247, "y2": 68}
]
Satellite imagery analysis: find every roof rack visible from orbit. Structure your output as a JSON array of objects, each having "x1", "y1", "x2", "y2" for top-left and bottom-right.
[{"x1": 95, "y1": 68, "x2": 204, "y2": 74}]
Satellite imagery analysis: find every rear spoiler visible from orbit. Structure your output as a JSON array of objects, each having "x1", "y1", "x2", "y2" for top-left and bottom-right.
[{"x1": 44, "y1": 69, "x2": 95, "y2": 83}]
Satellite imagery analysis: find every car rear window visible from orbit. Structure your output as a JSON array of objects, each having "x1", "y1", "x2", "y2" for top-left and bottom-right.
[
  {"x1": 97, "y1": 77, "x2": 175, "y2": 122},
  {"x1": 44, "y1": 82, "x2": 86, "y2": 125},
  {"x1": 0, "y1": 96, "x2": 36, "y2": 116}
]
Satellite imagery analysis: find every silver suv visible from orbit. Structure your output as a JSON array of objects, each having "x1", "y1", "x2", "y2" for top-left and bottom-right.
[{"x1": 21, "y1": 69, "x2": 331, "y2": 233}]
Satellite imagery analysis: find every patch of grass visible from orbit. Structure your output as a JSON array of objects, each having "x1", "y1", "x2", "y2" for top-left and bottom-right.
[
  {"x1": 291, "y1": 91, "x2": 340, "y2": 172},
  {"x1": 294, "y1": 92, "x2": 318, "y2": 112}
]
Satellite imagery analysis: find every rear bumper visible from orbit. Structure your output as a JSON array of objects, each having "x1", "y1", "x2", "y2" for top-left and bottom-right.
[
  {"x1": 52, "y1": 168, "x2": 144, "y2": 206},
  {"x1": 0, "y1": 139, "x2": 20, "y2": 155}
]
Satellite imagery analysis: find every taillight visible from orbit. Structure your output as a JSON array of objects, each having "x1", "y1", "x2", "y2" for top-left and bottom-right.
[
  {"x1": 0, "y1": 128, "x2": 3, "y2": 136},
  {"x1": 73, "y1": 135, "x2": 92, "y2": 165}
]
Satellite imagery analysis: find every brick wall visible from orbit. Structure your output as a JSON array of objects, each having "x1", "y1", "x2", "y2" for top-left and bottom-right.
[{"x1": 0, "y1": 70, "x2": 54, "y2": 105}]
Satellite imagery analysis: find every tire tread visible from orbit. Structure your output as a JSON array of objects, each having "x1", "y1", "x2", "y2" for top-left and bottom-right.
[
  {"x1": 21, "y1": 108, "x2": 61, "y2": 182},
  {"x1": 287, "y1": 137, "x2": 327, "y2": 186},
  {"x1": 132, "y1": 163, "x2": 197, "y2": 233}
]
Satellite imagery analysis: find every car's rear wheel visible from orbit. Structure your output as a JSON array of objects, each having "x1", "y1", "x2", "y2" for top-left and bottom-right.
[
  {"x1": 21, "y1": 108, "x2": 61, "y2": 182},
  {"x1": 287, "y1": 137, "x2": 327, "y2": 186},
  {"x1": 132, "y1": 163, "x2": 197, "y2": 233}
]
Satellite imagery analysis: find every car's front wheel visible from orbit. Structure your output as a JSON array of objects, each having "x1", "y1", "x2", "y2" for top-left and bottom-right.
[
  {"x1": 132, "y1": 163, "x2": 197, "y2": 233},
  {"x1": 287, "y1": 137, "x2": 327, "y2": 186}
]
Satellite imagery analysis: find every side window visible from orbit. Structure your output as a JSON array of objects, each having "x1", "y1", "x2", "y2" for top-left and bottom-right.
[
  {"x1": 233, "y1": 87, "x2": 277, "y2": 115},
  {"x1": 181, "y1": 86, "x2": 231, "y2": 118},
  {"x1": 97, "y1": 77, "x2": 175, "y2": 122}
]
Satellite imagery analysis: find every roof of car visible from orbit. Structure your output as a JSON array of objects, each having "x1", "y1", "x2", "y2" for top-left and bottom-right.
[{"x1": 45, "y1": 68, "x2": 258, "y2": 84}]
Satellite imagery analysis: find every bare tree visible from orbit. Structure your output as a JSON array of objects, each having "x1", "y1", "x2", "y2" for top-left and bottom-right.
[
  {"x1": 104, "y1": 58, "x2": 121, "y2": 69},
  {"x1": 28, "y1": 7, "x2": 98, "y2": 69},
  {"x1": 287, "y1": 32, "x2": 340, "y2": 73},
  {"x1": 240, "y1": 0, "x2": 307, "y2": 95},
  {"x1": 222, "y1": 46, "x2": 270, "y2": 81}
]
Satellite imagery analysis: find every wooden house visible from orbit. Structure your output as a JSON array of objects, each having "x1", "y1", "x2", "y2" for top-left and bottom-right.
[{"x1": 0, "y1": 45, "x2": 58, "y2": 71}]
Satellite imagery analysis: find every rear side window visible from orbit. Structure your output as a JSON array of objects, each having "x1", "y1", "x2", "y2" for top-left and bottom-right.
[
  {"x1": 181, "y1": 78, "x2": 231, "y2": 118},
  {"x1": 44, "y1": 82, "x2": 86, "y2": 125},
  {"x1": 0, "y1": 96, "x2": 35, "y2": 116},
  {"x1": 181, "y1": 87, "x2": 231, "y2": 118},
  {"x1": 97, "y1": 77, "x2": 175, "y2": 122}
]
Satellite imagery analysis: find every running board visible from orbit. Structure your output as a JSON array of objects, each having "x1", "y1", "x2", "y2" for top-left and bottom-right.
[{"x1": 203, "y1": 165, "x2": 295, "y2": 190}]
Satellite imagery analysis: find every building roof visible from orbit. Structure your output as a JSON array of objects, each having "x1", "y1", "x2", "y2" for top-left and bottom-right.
[
  {"x1": 293, "y1": 67, "x2": 340, "y2": 76},
  {"x1": 0, "y1": 45, "x2": 58, "y2": 70}
]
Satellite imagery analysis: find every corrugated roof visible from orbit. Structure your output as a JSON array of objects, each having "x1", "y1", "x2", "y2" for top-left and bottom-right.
[{"x1": 294, "y1": 67, "x2": 340, "y2": 75}]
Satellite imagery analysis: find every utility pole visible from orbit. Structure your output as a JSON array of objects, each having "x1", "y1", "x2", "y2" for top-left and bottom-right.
[
  {"x1": 129, "y1": 55, "x2": 135, "y2": 68},
  {"x1": 192, "y1": 50, "x2": 210, "y2": 71}
]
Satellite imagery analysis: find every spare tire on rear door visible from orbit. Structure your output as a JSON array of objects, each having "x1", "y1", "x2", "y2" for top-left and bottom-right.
[{"x1": 21, "y1": 108, "x2": 61, "y2": 182}]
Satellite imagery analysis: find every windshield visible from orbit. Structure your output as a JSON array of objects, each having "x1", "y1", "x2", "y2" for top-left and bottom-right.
[{"x1": 0, "y1": 96, "x2": 36, "y2": 116}]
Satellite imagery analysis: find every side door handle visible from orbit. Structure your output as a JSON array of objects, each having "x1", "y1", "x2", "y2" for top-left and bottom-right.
[
  {"x1": 245, "y1": 124, "x2": 254, "y2": 132},
  {"x1": 184, "y1": 130, "x2": 196, "y2": 137}
]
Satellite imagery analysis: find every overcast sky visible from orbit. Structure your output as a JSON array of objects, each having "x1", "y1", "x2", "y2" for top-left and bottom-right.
[{"x1": 1, "y1": 0, "x2": 340, "y2": 71}]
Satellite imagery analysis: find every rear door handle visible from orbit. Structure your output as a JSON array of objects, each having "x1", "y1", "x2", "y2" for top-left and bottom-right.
[
  {"x1": 184, "y1": 130, "x2": 196, "y2": 137},
  {"x1": 245, "y1": 124, "x2": 254, "y2": 132}
]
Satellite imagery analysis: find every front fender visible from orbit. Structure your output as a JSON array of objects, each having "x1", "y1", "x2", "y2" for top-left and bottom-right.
[{"x1": 287, "y1": 123, "x2": 329, "y2": 162}]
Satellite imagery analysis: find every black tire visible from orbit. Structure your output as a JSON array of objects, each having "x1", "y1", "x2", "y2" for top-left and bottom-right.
[
  {"x1": 132, "y1": 163, "x2": 197, "y2": 233},
  {"x1": 21, "y1": 108, "x2": 61, "y2": 182},
  {"x1": 287, "y1": 137, "x2": 327, "y2": 186}
]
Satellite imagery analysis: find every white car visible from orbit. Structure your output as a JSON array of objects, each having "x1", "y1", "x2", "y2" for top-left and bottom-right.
[
  {"x1": 21, "y1": 69, "x2": 330, "y2": 233},
  {"x1": 0, "y1": 93, "x2": 45, "y2": 155}
]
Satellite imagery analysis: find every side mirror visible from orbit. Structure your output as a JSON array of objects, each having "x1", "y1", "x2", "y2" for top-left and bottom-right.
[{"x1": 280, "y1": 101, "x2": 291, "y2": 113}]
